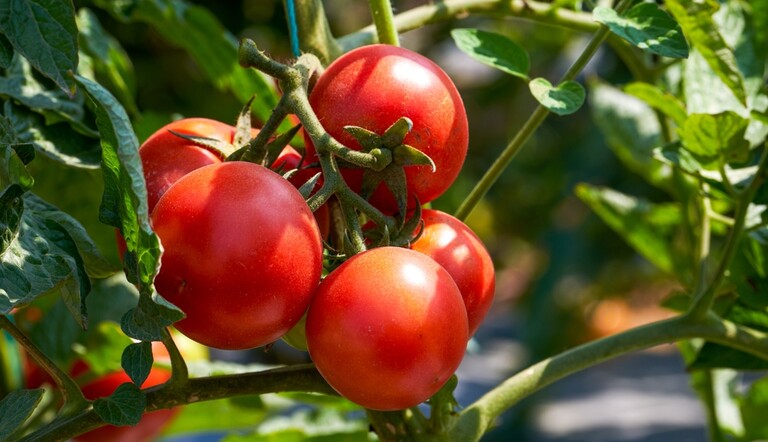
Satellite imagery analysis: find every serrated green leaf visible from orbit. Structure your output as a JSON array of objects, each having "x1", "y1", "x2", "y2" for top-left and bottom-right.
[
  {"x1": 529, "y1": 78, "x2": 584, "y2": 116},
  {"x1": 0, "y1": 194, "x2": 97, "y2": 328},
  {"x1": 576, "y1": 184, "x2": 681, "y2": 274},
  {"x1": 740, "y1": 375, "x2": 768, "y2": 440},
  {"x1": 678, "y1": 111, "x2": 749, "y2": 163},
  {"x1": 594, "y1": 3, "x2": 688, "y2": 59},
  {"x1": 0, "y1": 0, "x2": 78, "y2": 95},
  {"x1": 450, "y1": 28, "x2": 530, "y2": 80},
  {"x1": 122, "y1": 341, "x2": 153, "y2": 386},
  {"x1": 92, "y1": 0, "x2": 281, "y2": 128},
  {"x1": 93, "y1": 382, "x2": 146, "y2": 426},
  {"x1": 589, "y1": 81, "x2": 672, "y2": 190},
  {"x1": 624, "y1": 82, "x2": 687, "y2": 126},
  {"x1": 77, "y1": 8, "x2": 138, "y2": 116},
  {"x1": 0, "y1": 56, "x2": 99, "y2": 141},
  {"x1": 0, "y1": 388, "x2": 44, "y2": 440},
  {"x1": 121, "y1": 294, "x2": 184, "y2": 342},
  {"x1": 75, "y1": 75, "x2": 160, "y2": 294},
  {"x1": 4, "y1": 101, "x2": 101, "y2": 169},
  {"x1": 666, "y1": 0, "x2": 747, "y2": 106}
]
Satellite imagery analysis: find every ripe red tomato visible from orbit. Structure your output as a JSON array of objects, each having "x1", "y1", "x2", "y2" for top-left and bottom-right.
[
  {"x1": 151, "y1": 161, "x2": 324, "y2": 350},
  {"x1": 305, "y1": 44, "x2": 468, "y2": 214},
  {"x1": 306, "y1": 247, "x2": 468, "y2": 410},
  {"x1": 410, "y1": 210, "x2": 495, "y2": 337}
]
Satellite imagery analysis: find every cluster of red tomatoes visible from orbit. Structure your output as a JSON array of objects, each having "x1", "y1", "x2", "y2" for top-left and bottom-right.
[{"x1": 126, "y1": 44, "x2": 495, "y2": 411}]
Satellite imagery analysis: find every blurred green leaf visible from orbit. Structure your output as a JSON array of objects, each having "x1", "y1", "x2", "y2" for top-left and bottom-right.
[
  {"x1": 161, "y1": 396, "x2": 269, "y2": 437},
  {"x1": 28, "y1": 298, "x2": 82, "y2": 365},
  {"x1": 740, "y1": 375, "x2": 768, "y2": 440},
  {"x1": 76, "y1": 8, "x2": 138, "y2": 116},
  {"x1": 122, "y1": 341, "x2": 152, "y2": 386},
  {"x1": 77, "y1": 321, "x2": 133, "y2": 377},
  {"x1": 93, "y1": 382, "x2": 145, "y2": 426},
  {"x1": 624, "y1": 82, "x2": 687, "y2": 126},
  {"x1": 529, "y1": 78, "x2": 584, "y2": 116},
  {"x1": 666, "y1": 0, "x2": 747, "y2": 106},
  {"x1": 678, "y1": 111, "x2": 749, "y2": 165},
  {"x1": 0, "y1": 388, "x2": 44, "y2": 440},
  {"x1": 223, "y1": 408, "x2": 371, "y2": 442},
  {"x1": 0, "y1": 0, "x2": 78, "y2": 95},
  {"x1": 589, "y1": 81, "x2": 671, "y2": 191},
  {"x1": 0, "y1": 34, "x2": 12, "y2": 69},
  {"x1": 92, "y1": 0, "x2": 280, "y2": 126},
  {"x1": 576, "y1": 184, "x2": 681, "y2": 274},
  {"x1": 450, "y1": 28, "x2": 530, "y2": 80},
  {"x1": 690, "y1": 301, "x2": 768, "y2": 370},
  {"x1": 594, "y1": 3, "x2": 688, "y2": 59}
]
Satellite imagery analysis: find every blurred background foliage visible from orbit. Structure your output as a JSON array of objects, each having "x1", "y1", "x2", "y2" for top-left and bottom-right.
[{"x1": 25, "y1": 0, "x2": 681, "y2": 439}]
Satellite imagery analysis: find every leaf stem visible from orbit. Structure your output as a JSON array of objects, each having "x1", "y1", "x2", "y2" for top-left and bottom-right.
[
  {"x1": 455, "y1": 0, "x2": 631, "y2": 220},
  {"x1": 161, "y1": 329, "x2": 189, "y2": 386},
  {"x1": 0, "y1": 316, "x2": 87, "y2": 411},
  {"x1": 368, "y1": 0, "x2": 400, "y2": 46}
]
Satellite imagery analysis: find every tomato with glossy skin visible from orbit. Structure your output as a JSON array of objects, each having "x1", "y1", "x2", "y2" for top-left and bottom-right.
[
  {"x1": 151, "y1": 161, "x2": 323, "y2": 350},
  {"x1": 410, "y1": 210, "x2": 495, "y2": 337},
  {"x1": 306, "y1": 247, "x2": 468, "y2": 410},
  {"x1": 305, "y1": 44, "x2": 468, "y2": 214}
]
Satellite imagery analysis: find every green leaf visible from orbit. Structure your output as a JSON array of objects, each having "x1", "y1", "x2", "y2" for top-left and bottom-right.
[
  {"x1": 624, "y1": 82, "x2": 687, "y2": 126},
  {"x1": 92, "y1": 0, "x2": 281, "y2": 127},
  {"x1": 0, "y1": 388, "x2": 44, "y2": 440},
  {"x1": 593, "y1": 3, "x2": 688, "y2": 59},
  {"x1": 161, "y1": 397, "x2": 269, "y2": 437},
  {"x1": 4, "y1": 101, "x2": 101, "y2": 169},
  {"x1": 0, "y1": 0, "x2": 79, "y2": 95},
  {"x1": 121, "y1": 294, "x2": 184, "y2": 342},
  {"x1": 28, "y1": 298, "x2": 82, "y2": 365},
  {"x1": 588, "y1": 81, "x2": 671, "y2": 190},
  {"x1": 0, "y1": 194, "x2": 101, "y2": 328},
  {"x1": 74, "y1": 75, "x2": 159, "y2": 291},
  {"x1": 666, "y1": 0, "x2": 747, "y2": 106},
  {"x1": 689, "y1": 302, "x2": 768, "y2": 370},
  {"x1": 76, "y1": 8, "x2": 138, "y2": 116},
  {"x1": 223, "y1": 408, "x2": 370, "y2": 442},
  {"x1": 0, "y1": 33, "x2": 13, "y2": 69},
  {"x1": 122, "y1": 341, "x2": 153, "y2": 386},
  {"x1": 77, "y1": 321, "x2": 133, "y2": 377},
  {"x1": 450, "y1": 28, "x2": 530, "y2": 80},
  {"x1": 678, "y1": 111, "x2": 749, "y2": 164},
  {"x1": 575, "y1": 184, "x2": 681, "y2": 274},
  {"x1": 529, "y1": 78, "x2": 584, "y2": 116},
  {"x1": 93, "y1": 382, "x2": 146, "y2": 426},
  {"x1": 740, "y1": 375, "x2": 768, "y2": 440}
]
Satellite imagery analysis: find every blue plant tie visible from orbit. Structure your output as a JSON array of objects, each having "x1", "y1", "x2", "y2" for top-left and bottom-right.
[{"x1": 286, "y1": 0, "x2": 301, "y2": 57}]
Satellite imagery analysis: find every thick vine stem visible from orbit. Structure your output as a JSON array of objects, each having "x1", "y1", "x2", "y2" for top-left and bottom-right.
[
  {"x1": 160, "y1": 328, "x2": 189, "y2": 387},
  {"x1": 449, "y1": 314, "x2": 768, "y2": 441},
  {"x1": 368, "y1": 0, "x2": 400, "y2": 46},
  {"x1": 0, "y1": 316, "x2": 88, "y2": 411},
  {"x1": 20, "y1": 364, "x2": 333, "y2": 442}
]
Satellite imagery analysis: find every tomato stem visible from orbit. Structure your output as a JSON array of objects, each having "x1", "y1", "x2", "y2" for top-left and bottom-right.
[
  {"x1": 161, "y1": 329, "x2": 189, "y2": 387},
  {"x1": 367, "y1": 0, "x2": 400, "y2": 46}
]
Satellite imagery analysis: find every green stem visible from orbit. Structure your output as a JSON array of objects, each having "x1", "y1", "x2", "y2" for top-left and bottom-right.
[
  {"x1": 450, "y1": 314, "x2": 768, "y2": 440},
  {"x1": 687, "y1": 147, "x2": 768, "y2": 319},
  {"x1": 368, "y1": 0, "x2": 400, "y2": 46},
  {"x1": 20, "y1": 364, "x2": 333, "y2": 442},
  {"x1": 161, "y1": 329, "x2": 189, "y2": 386},
  {"x1": 699, "y1": 370, "x2": 726, "y2": 442},
  {"x1": 454, "y1": 1, "x2": 626, "y2": 220},
  {"x1": 0, "y1": 316, "x2": 87, "y2": 411},
  {"x1": 288, "y1": 0, "x2": 342, "y2": 64}
]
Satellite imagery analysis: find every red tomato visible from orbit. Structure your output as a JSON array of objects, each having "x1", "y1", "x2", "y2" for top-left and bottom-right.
[
  {"x1": 410, "y1": 210, "x2": 495, "y2": 337},
  {"x1": 273, "y1": 146, "x2": 330, "y2": 239},
  {"x1": 151, "y1": 161, "x2": 323, "y2": 350},
  {"x1": 306, "y1": 247, "x2": 468, "y2": 410},
  {"x1": 305, "y1": 44, "x2": 468, "y2": 214}
]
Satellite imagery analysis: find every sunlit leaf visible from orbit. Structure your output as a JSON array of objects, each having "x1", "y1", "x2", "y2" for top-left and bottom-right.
[
  {"x1": 451, "y1": 28, "x2": 530, "y2": 80},
  {"x1": 594, "y1": 3, "x2": 688, "y2": 58},
  {"x1": 529, "y1": 78, "x2": 584, "y2": 116}
]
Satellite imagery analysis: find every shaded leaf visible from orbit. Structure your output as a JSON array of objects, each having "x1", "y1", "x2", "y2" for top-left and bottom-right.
[
  {"x1": 0, "y1": 0, "x2": 78, "y2": 95},
  {"x1": 594, "y1": 3, "x2": 688, "y2": 58},
  {"x1": 740, "y1": 375, "x2": 768, "y2": 440},
  {"x1": 93, "y1": 382, "x2": 145, "y2": 426},
  {"x1": 450, "y1": 28, "x2": 530, "y2": 80},
  {"x1": 666, "y1": 0, "x2": 747, "y2": 106},
  {"x1": 121, "y1": 294, "x2": 184, "y2": 342},
  {"x1": 0, "y1": 388, "x2": 44, "y2": 440},
  {"x1": 529, "y1": 78, "x2": 584, "y2": 116},
  {"x1": 0, "y1": 33, "x2": 12, "y2": 68},
  {"x1": 576, "y1": 184, "x2": 681, "y2": 274},
  {"x1": 122, "y1": 341, "x2": 153, "y2": 386}
]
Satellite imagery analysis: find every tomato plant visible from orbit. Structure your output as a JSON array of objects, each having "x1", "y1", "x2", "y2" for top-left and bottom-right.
[
  {"x1": 151, "y1": 161, "x2": 324, "y2": 350},
  {"x1": 304, "y1": 44, "x2": 469, "y2": 214},
  {"x1": 306, "y1": 247, "x2": 468, "y2": 411}
]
